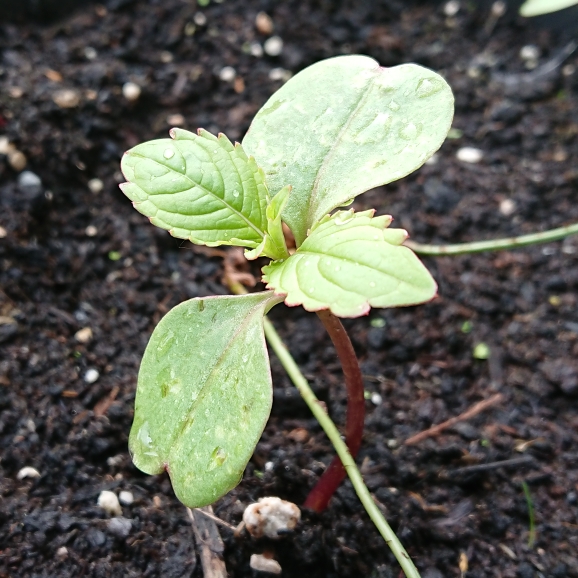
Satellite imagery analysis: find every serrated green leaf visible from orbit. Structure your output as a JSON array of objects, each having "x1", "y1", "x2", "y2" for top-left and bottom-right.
[
  {"x1": 262, "y1": 210, "x2": 437, "y2": 318},
  {"x1": 120, "y1": 128, "x2": 269, "y2": 249},
  {"x1": 520, "y1": 0, "x2": 578, "y2": 16},
  {"x1": 129, "y1": 291, "x2": 282, "y2": 508},
  {"x1": 243, "y1": 55, "x2": 454, "y2": 245}
]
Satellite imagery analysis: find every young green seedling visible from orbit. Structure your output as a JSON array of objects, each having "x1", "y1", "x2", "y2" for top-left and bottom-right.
[{"x1": 120, "y1": 55, "x2": 454, "y2": 577}]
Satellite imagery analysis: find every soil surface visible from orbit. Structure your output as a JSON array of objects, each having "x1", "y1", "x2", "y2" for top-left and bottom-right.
[{"x1": 1, "y1": 1, "x2": 578, "y2": 577}]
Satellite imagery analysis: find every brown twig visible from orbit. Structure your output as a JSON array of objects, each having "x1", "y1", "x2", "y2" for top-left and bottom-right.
[
  {"x1": 445, "y1": 455, "x2": 535, "y2": 477},
  {"x1": 187, "y1": 506, "x2": 227, "y2": 578},
  {"x1": 404, "y1": 393, "x2": 504, "y2": 446},
  {"x1": 192, "y1": 507, "x2": 238, "y2": 533}
]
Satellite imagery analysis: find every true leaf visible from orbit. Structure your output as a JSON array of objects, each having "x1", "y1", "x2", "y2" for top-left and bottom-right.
[
  {"x1": 245, "y1": 185, "x2": 292, "y2": 261},
  {"x1": 120, "y1": 128, "x2": 269, "y2": 249},
  {"x1": 129, "y1": 291, "x2": 282, "y2": 508},
  {"x1": 243, "y1": 55, "x2": 454, "y2": 245},
  {"x1": 262, "y1": 210, "x2": 437, "y2": 318}
]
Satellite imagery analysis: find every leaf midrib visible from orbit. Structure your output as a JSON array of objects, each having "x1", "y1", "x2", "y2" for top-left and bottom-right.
[
  {"x1": 304, "y1": 75, "x2": 376, "y2": 230},
  {"x1": 130, "y1": 150, "x2": 266, "y2": 239},
  {"x1": 167, "y1": 296, "x2": 273, "y2": 457}
]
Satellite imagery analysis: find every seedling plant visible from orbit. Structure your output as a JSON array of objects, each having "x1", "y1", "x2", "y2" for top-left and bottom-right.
[{"x1": 120, "y1": 55, "x2": 578, "y2": 577}]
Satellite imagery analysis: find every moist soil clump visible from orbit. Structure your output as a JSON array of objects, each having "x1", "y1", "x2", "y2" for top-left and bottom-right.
[{"x1": 1, "y1": 2, "x2": 578, "y2": 577}]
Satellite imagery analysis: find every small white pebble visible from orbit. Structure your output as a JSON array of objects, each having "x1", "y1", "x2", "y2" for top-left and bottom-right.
[
  {"x1": 219, "y1": 66, "x2": 236, "y2": 82},
  {"x1": 119, "y1": 491, "x2": 134, "y2": 506},
  {"x1": 370, "y1": 392, "x2": 383, "y2": 405},
  {"x1": 122, "y1": 82, "x2": 141, "y2": 102},
  {"x1": 193, "y1": 12, "x2": 207, "y2": 26},
  {"x1": 268, "y1": 68, "x2": 292, "y2": 82},
  {"x1": 9, "y1": 86, "x2": 23, "y2": 98},
  {"x1": 17, "y1": 466, "x2": 41, "y2": 480},
  {"x1": 387, "y1": 439, "x2": 399, "y2": 449},
  {"x1": 250, "y1": 554, "x2": 282, "y2": 574},
  {"x1": 243, "y1": 497, "x2": 300, "y2": 539},
  {"x1": 84, "y1": 368, "x2": 100, "y2": 384},
  {"x1": 56, "y1": 546, "x2": 68, "y2": 558},
  {"x1": 107, "y1": 454, "x2": 124, "y2": 467},
  {"x1": 0, "y1": 226, "x2": 7, "y2": 239},
  {"x1": 264, "y1": 461, "x2": 274, "y2": 472},
  {"x1": 499, "y1": 198, "x2": 516, "y2": 217},
  {"x1": 18, "y1": 171, "x2": 42, "y2": 193},
  {"x1": 75, "y1": 327, "x2": 93, "y2": 343},
  {"x1": 491, "y1": 0, "x2": 506, "y2": 16},
  {"x1": 84, "y1": 47, "x2": 97, "y2": 60},
  {"x1": 563, "y1": 64, "x2": 575, "y2": 76},
  {"x1": 98, "y1": 490, "x2": 122, "y2": 516},
  {"x1": 85, "y1": 225, "x2": 98, "y2": 237},
  {"x1": 444, "y1": 1, "x2": 460, "y2": 17},
  {"x1": 0, "y1": 136, "x2": 9, "y2": 154},
  {"x1": 519, "y1": 45, "x2": 540, "y2": 61},
  {"x1": 88, "y1": 178, "x2": 103, "y2": 194},
  {"x1": 456, "y1": 147, "x2": 483, "y2": 164},
  {"x1": 167, "y1": 113, "x2": 185, "y2": 126},
  {"x1": 264, "y1": 36, "x2": 283, "y2": 57},
  {"x1": 8, "y1": 149, "x2": 27, "y2": 171},
  {"x1": 255, "y1": 12, "x2": 274, "y2": 35},
  {"x1": 107, "y1": 516, "x2": 132, "y2": 537},
  {"x1": 52, "y1": 88, "x2": 80, "y2": 109},
  {"x1": 250, "y1": 42, "x2": 264, "y2": 57},
  {"x1": 425, "y1": 153, "x2": 439, "y2": 166},
  {"x1": 160, "y1": 51, "x2": 173, "y2": 63}
]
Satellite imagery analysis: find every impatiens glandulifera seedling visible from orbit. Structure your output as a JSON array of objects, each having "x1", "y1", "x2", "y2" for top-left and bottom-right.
[{"x1": 120, "y1": 55, "x2": 454, "y2": 577}]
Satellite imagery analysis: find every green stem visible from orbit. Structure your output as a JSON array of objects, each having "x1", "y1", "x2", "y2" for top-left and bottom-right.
[
  {"x1": 404, "y1": 222, "x2": 578, "y2": 256},
  {"x1": 263, "y1": 317, "x2": 421, "y2": 578}
]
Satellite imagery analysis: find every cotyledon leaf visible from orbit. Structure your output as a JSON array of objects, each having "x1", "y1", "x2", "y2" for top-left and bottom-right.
[
  {"x1": 262, "y1": 210, "x2": 437, "y2": 318},
  {"x1": 243, "y1": 55, "x2": 454, "y2": 245},
  {"x1": 120, "y1": 128, "x2": 269, "y2": 249},
  {"x1": 129, "y1": 291, "x2": 283, "y2": 508}
]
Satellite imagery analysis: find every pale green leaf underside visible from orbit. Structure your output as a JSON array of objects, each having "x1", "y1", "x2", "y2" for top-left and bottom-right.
[
  {"x1": 129, "y1": 292, "x2": 282, "y2": 508},
  {"x1": 262, "y1": 210, "x2": 437, "y2": 318},
  {"x1": 243, "y1": 55, "x2": 454, "y2": 245},
  {"x1": 520, "y1": 0, "x2": 578, "y2": 16},
  {"x1": 120, "y1": 128, "x2": 268, "y2": 249}
]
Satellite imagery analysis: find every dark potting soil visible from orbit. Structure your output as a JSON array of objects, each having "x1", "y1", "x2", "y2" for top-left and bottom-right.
[{"x1": 1, "y1": 1, "x2": 578, "y2": 577}]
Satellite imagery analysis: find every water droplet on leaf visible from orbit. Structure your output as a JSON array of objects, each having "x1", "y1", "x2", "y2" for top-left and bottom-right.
[
  {"x1": 232, "y1": 190, "x2": 240, "y2": 198},
  {"x1": 163, "y1": 148, "x2": 175, "y2": 159},
  {"x1": 136, "y1": 421, "x2": 158, "y2": 457},
  {"x1": 398, "y1": 122, "x2": 422, "y2": 141},
  {"x1": 334, "y1": 212, "x2": 354, "y2": 225},
  {"x1": 156, "y1": 330, "x2": 176, "y2": 358},
  {"x1": 208, "y1": 446, "x2": 227, "y2": 470},
  {"x1": 388, "y1": 100, "x2": 400, "y2": 111},
  {"x1": 416, "y1": 77, "x2": 444, "y2": 98}
]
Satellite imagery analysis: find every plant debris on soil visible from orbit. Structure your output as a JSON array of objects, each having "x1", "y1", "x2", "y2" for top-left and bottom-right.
[{"x1": 1, "y1": 1, "x2": 578, "y2": 577}]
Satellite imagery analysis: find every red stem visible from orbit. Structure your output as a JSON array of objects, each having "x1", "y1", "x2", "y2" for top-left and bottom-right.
[{"x1": 303, "y1": 310, "x2": 365, "y2": 512}]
